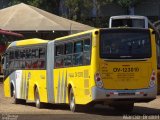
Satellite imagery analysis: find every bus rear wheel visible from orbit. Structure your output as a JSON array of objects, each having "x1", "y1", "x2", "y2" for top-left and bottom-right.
[
  {"x1": 69, "y1": 88, "x2": 81, "y2": 112},
  {"x1": 35, "y1": 87, "x2": 43, "y2": 108}
]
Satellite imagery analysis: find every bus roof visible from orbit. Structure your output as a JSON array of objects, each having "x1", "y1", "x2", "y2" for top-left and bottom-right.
[
  {"x1": 8, "y1": 38, "x2": 48, "y2": 48},
  {"x1": 110, "y1": 15, "x2": 148, "y2": 19},
  {"x1": 54, "y1": 29, "x2": 98, "y2": 41}
]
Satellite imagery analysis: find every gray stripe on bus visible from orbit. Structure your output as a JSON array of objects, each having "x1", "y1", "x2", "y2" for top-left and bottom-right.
[
  {"x1": 47, "y1": 41, "x2": 55, "y2": 103},
  {"x1": 9, "y1": 41, "x2": 17, "y2": 47}
]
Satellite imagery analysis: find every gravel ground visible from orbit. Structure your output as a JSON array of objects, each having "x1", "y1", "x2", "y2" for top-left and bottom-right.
[{"x1": 0, "y1": 83, "x2": 160, "y2": 120}]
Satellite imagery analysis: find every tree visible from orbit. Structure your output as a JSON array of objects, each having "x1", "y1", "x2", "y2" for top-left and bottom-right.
[
  {"x1": 9, "y1": 0, "x2": 60, "y2": 15},
  {"x1": 63, "y1": 0, "x2": 112, "y2": 27},
  {"x1": 113, "y1": 0, "x2": 140, "y2": 14},
  {"x1": 64, "y1": 0, "x2": 92, "y2": 21}
]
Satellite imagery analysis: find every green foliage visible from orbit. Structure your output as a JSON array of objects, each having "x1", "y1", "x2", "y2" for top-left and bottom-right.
[
  {"x1": 8, "y1": 0, "x2": 141, "y2": 27},
  {"x1": 9, "y1": 0, "x2": 60, "y2": 14},
  {"x1": 63, "y1": 0, "x2": 112, "y2": 27},
  {"x1": 113, "y1": 0, "x2": 140, "y2": 8},
  {"x1": 64, "y1": 0, "x2": 92, "y2": 20}
]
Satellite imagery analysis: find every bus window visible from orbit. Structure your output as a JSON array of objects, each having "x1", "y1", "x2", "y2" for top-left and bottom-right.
[
  {"x1": 14, "y1": 60, "x2": 19, "y2": 68},
  {"x1": 32, "y1": 49, "x2": 39, "y2": 58},
  {"x1": 25, "y1": 60, "x2": 32, "y2": 69},
  {"x1": 55, "y1": 44, "x2": 64, "y2": 68},
  {"x1": 39, "y1": 48, "x2": 45, "y2": 58},
  {"x1": 9, "y1": 61, "x2": 14, "y2": 69},
  {"x1": 55, "y1": 56, "x2": 63, "y2": 68},
  {"x1": 56, "y1": 44, "x2": 64, "y2": 56},
  {"x1": 84, "y1": 39, "x2": 91, "y2": 65},
  {"x1": 20, "y1": 49, "x2": 25, "y2": 59},
  {"x1": 64, "y1": 42, "x2": 73, "y2": 67},
  {"x1": 15, "y1": 50, "x2": 20, "y2": 59},
  {"x1": 73, "y1": 41, "x2": 83, "y2": 66},
  {"x1": 9, "y1": 51, "x2": 14, "y2": 60},
  {"x1": 100, "y1": 30, "x2": 151, "y2": 59},
  {"x1": 26, "y1": 49, "x2": 32, "y2": 59},
  {"x1": 32, "y1": 59, "x2": 38, "y2": 68},
  {"x1": 38, "y1": 60, "x2": 45, "y2": 69}
]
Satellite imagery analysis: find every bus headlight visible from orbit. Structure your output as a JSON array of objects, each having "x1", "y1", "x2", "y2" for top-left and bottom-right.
[
  {"x1": 95, "y1": 73, "x2": 103, "y2": 88},
  {"x1": 149, "y1": 70, "x2": 156, "y2": 88}
]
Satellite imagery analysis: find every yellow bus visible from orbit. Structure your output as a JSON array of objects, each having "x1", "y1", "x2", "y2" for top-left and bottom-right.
[
  {"x1": 3, "y1": 28, "x2": 157, "y2": 112},
  {"x1": 109, "y1": 15, "x2": 160, "y2": 94}
]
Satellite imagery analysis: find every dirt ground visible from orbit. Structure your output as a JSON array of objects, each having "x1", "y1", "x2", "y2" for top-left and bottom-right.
[{"x1": 0, "y1": 82, "x2": 160, "y2": 120}]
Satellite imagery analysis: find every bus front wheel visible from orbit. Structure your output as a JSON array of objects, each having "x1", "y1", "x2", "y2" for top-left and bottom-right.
[
  {"x1": 35, "y1": 87, "x2": 43, "y2": 108},
  {"x1": 12, "y1": 89, "x2": 25, "y2": 104}
]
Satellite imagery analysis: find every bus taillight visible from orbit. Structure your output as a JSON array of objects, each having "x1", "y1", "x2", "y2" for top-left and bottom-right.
[
  {"x1": 95, "y1": 73, "x2": 103, "y2": 88},
  {"x1": 149, "y1": 70, "x2": 156, "y2": 88}
]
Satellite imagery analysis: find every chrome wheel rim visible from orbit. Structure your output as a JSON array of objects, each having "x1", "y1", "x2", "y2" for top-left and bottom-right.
[{"x1": 70, "y1": 92, "x2": 75, "y2": 110}]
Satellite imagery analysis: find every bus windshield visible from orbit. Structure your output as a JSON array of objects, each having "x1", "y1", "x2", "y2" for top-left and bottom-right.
[
  {"x1": 111, "y1": 19, "x2": 145, "y2": 28},
  {"x1": 100, "y1": 29, "x2": 151, "y2": 59}
]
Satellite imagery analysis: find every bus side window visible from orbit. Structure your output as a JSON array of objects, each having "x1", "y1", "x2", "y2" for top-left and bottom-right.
[
  {"x1": 20, "y1": 49, "x2": 25, "y2": 59},
  {"x1": 84, "y1": 39, "x2": 91, "y2": 65},
  {"x1": 55, "y1": 44, "x2": 64, "y2": 68},
  {"x1": 26, "y1": 49, "x2": 32, "y2": 59},
  {"x1": 26, "y1": 60, "x2": 32, "y2": 69},
  {"x1": 15, "y1": 50, "x2": 20, "y2": 59},
  {"x1": 73, "y1": 41, "x2": 83, "y2": 66},
  {"x1": 64, "y1": 42, "x2": 73, "y2": 67},
  {"x1": 39, "y1": 48, "x2": 45, "y2": 58},
  {"x1": 32, "y1": 49, "x2": 39, "y2": 58},
  {"x1": 39, "y1": 48, "x2": 46, "y2": 69},
  {"x1": 9, "y1": 51, "x2": 14, "y2": 60}
]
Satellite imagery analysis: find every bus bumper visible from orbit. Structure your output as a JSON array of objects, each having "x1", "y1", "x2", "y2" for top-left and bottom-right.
[{"x1": 91, "y1": 86, "x2": 157, "y2": 102}]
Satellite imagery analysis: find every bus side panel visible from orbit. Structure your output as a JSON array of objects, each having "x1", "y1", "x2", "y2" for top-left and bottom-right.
[
  {"x1": 4, "y1": 77, "x2": 11, "y2": 97},
  {"x1": 38, "y1": 70, "x2": 47, "y2": 103},
  {"x1": 53, "y1": 68, "x2": 68, "y2": 104},
  {"x1": 53, "y1": 66, "x2": 92, "y2": 105},
  {"x1": 68, "y1": 67, "x2": 92, "y2": 104},
  {"x1": 27, "y1": 70, "x2": 47, "y2": 103}
]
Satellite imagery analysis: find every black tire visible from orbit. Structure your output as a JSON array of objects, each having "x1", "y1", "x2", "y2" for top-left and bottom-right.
[
  {"x1": 69, "y1": 88, "x2": 81, "y2": 112},
  {"x1": 35, "y1": 87, "x2": 43, "y2": 108},
  {"x1": 12, "y1": 89, "x2": 26, "y2": 104}
]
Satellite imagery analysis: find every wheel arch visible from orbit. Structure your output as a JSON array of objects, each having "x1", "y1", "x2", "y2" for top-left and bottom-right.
[{"x1": 10, "y1": 80, "x2": 15, "y2": 97}]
